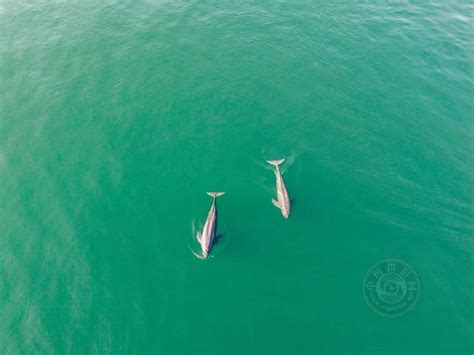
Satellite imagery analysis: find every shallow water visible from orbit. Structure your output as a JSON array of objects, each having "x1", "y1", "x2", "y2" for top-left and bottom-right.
[{"x1": 1, "y1": 1, "x2": 473, "y2": 353}]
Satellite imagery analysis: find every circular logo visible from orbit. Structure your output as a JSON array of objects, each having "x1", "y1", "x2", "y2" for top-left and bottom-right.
[{"x1": 363, "y1": 259, "x2": 420, "y2": 317}]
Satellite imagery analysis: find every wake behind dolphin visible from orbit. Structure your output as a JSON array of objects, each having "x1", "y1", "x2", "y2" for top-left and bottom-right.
[
  {"x1": 267, "y1": 159, "x2": 291, "y2": 219},
  {"x1": 195, "y1": 192, "x2": 225, "y2": 259}
]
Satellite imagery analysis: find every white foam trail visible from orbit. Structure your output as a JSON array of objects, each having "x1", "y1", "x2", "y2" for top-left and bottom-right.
[{"x1": 189, "y1": 219, "x2": 204, "y2": 259}]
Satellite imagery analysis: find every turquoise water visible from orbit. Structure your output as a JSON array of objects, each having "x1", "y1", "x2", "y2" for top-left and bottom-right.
[{"x1": 1, "y1": 1, "x2": 473, "y2": 353}]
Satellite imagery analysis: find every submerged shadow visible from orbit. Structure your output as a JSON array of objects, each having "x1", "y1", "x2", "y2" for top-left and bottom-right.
[
  {"x1": 213, "y1": 233, "x2": 224, "y2": 247},
  {"x1": 290, "y1": 198, "x2": 296, "y2": 208}
]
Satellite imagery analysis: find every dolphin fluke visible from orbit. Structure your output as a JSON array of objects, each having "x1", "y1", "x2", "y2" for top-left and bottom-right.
[
  {"x1": 266, "y1": 159, "x2": 285, "y2": 167},
  {"x1": 206, "y1": 192, "x2": 225, "y2": 198}
]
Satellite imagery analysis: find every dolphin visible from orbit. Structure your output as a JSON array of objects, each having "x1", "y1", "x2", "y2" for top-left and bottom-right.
[
  {"x1": 196, "y1": 192, "x2": 225, "y2": 258},
  {"x1": 267, "y1": 159, "x2": 290, "y2": 219}
]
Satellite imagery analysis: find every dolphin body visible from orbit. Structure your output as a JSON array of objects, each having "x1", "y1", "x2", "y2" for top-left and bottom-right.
[
  {"x1": 267, "y1": 159, "x2": 290, "y2": 219},
  {"x1": 196, "y1": 192, "x2": 225, "y2": 258}
]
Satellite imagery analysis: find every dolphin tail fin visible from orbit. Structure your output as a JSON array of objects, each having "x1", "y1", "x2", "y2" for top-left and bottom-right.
[
  {"x1": 266, "y1": 159, "x2": 285, "y2": 167},
  {"x1": 207, "y1": 192, "x2": 225, "y2": 198}
]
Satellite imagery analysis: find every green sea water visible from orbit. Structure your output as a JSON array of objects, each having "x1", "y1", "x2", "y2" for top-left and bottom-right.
[{"x1": 1, "y1": 1, "x2": 473, "y2": 353}]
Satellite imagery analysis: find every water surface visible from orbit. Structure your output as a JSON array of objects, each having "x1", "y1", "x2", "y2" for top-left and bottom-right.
[{"x1": 1, "y1": 1, "x2": 473, "y2": 353}]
